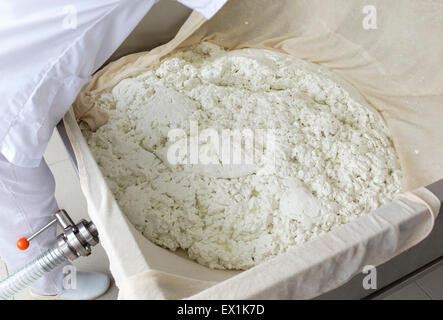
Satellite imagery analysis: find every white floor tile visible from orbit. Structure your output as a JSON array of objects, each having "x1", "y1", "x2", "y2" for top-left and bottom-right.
[
  {"x1": 415, "y1": 260, "x2": 443, "y2": 300},
  {"x1": 377, "y1": 281, "x2": 431, "y2": 300},
  {"x1": 44, "y1": 130, "x2": 69, "y2": 165},
  {"x1": 50, "y1": 159, "x2": 88, "y2": 219}
]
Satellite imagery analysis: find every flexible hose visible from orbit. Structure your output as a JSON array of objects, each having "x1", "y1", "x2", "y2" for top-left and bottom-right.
[{"x1": 0, "y1": 246, "x2": 67, "y2": 300}]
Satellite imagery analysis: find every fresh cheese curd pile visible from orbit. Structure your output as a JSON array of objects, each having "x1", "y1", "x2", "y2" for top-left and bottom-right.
[{"x1": 83, "y1": 42, "x2": 402, "y2": 270}]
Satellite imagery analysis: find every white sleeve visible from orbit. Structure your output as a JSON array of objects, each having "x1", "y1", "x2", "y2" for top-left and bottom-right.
[
  {"x1": 176, "y1": 0, "x2": 227, "y2": 19},
  {"x1": 0, "y1": 0, "x2": 158, "y2": 167}
]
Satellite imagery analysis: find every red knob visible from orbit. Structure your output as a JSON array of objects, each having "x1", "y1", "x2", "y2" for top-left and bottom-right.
[{"x1": 17, "y1": 238, "x2": 29, "y2": 250}]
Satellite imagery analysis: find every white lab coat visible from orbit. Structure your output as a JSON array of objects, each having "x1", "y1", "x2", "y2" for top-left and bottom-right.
[
  {"x1": 0, "y1": 0, "x2": 226, "y2": 295},
  {"x1": 0, "y1": 0, "x2": 227, "y2": 168}
]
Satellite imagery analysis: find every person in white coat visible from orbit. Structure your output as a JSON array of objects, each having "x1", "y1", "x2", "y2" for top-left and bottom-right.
[{"x1": 0, "y1": 0, "x2": 227, "y2": 300}]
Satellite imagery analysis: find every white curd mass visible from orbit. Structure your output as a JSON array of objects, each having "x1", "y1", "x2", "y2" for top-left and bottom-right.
[{"x1": 84, "y1": 43, "x2": 402, "y2": 269}]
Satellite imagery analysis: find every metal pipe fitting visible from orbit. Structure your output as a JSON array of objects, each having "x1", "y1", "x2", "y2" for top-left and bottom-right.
[{"x1": 0, "y1": 210, "x2": 99, "y2": 300}]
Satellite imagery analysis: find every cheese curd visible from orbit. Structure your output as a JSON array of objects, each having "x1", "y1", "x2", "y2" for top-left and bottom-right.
[{"x1": 84, "y1": 43, "x2": 402, "y2": 269}]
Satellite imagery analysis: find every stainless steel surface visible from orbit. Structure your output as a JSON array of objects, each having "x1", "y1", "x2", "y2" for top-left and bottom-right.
[
  {"x1": 25, "y1": 209, "x2": 77, "y2": 245},
  {"x1": 78, "y1": 221, "x2": 99, "y2": 246},
  {"x1": 27, "y1": 219, "x2": 57, "y2": 242},
  {"x1": 56, "y1": 216, "x2": 99, "y2": 260},
  {"x1": 55, "y1": 209, "x2": 76, "y2": 229},
  {"x1": 427, "y1": 179, "x2": 443, "y2": 215}
]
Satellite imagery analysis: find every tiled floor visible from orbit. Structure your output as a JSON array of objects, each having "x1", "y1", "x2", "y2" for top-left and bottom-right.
[
  {"x1": 372, "y1": 258, "x2": 443, "y2": 300},
  {"x1": 1, "y1": 130, "x2": 442, "y2": 300}
]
